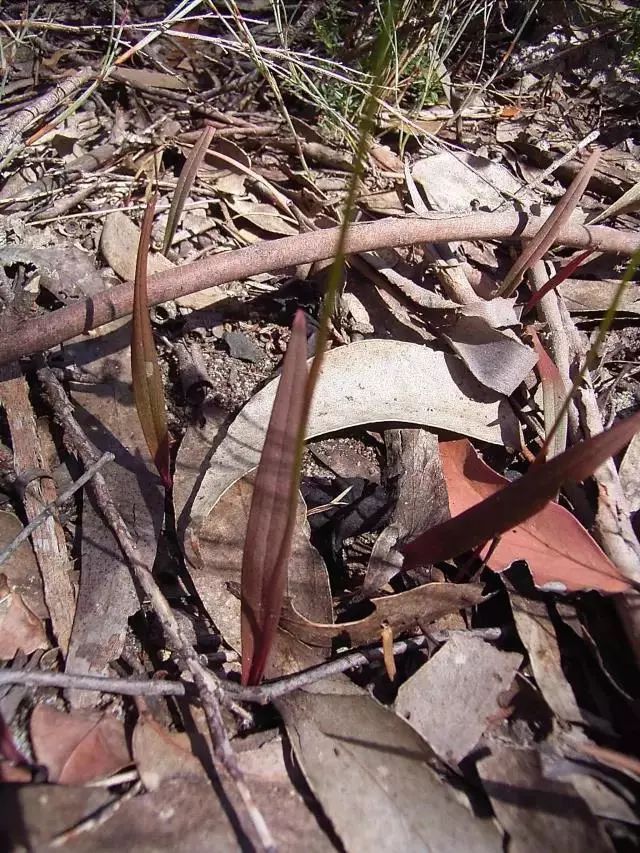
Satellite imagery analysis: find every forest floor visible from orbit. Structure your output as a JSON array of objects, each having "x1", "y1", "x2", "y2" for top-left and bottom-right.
[{"x1": 0, "y1": 1, "x2": 640, "y2": 851}]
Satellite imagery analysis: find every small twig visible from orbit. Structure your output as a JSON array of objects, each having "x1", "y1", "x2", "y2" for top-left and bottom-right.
[
  {"x1": 0, "y1": 627, "x2": 503, "y2": 703},
  {"x1": 37, "y1": 368, "x2": 275, "y2": 853},
  {"x1": 0, "y1": 452, "x2": 114, "y2": 569},
  {"x1": 0, "y1": 67, "x2": 94, "y2": 169},
  {"x1": 228, "y1": 627, "x2": 504, "y2": 705},
  {"x1": 1, "y1": 211, "x2": 638, "y2": 368},
  {"x1": 0, "y1": 668, "x2": 188, "y2": 697}
]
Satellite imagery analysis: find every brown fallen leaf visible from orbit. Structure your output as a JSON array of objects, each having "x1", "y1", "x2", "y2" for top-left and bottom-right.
[
  {"x1": 478, "y1": 742, "x2": 614, "y2": 853},
  {"x1": 63, "y1": 321, "x2": 164, "y2": 705},
  {"x1": 508, "y1": 592, "x2": 591, "y2": 726},
  {"x1": 0, "y1": 573, "x2": 48, "y2": 659},
  {"x1": 30, "y1": 704, "x2": 131, "y2": 785},
  {"x1": 279, "y1": 582, "x2": 487, "y2": 649},
  {"x1": 278, "y1": 679, "x2": 502, "y2": 853},
  {"x1": 133, "y1": 707, "x2": 207, "y2": 791}
]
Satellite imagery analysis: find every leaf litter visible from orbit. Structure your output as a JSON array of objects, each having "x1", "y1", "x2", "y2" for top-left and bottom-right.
[{"x1": 0, "y1": 3, "x2": 639, "y2": 850}]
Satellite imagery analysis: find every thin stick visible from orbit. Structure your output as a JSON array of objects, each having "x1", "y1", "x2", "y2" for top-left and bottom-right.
[
  {"x1": 0, "y1": 67, "x2": 94, "y2": 166},
  {"x1": 229, "y1": 627, "x2": 504, "y2": 704},
  {"x1": 37, "y1": 368, "x2": 275, "y2": 853},
  {"x1": 0, "y1": 669, "x2": 188, "y2": 697},
  {"x1": 2, "y1": 211, "x2": 638, "y2": 368},
  {"x1": 0, "y1": 627, "x2": 502, "y2": 703},
  {"x1": 0, "y1": 452, "x2": 114, "y2": 569}
]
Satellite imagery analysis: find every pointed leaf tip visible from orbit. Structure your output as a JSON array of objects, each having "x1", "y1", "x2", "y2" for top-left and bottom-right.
[
  {"x1": 132, "y1": 192, "x2": 172, "y2": 489},
  {"x1": 240, "y1": 310, "x2": 309, "y2": 685}
]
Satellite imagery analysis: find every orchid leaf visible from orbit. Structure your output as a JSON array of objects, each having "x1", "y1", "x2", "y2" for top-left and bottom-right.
[
  {"x1": 163, "y1": 124, "x2": 215, "y2": 255},
  {"x1": 131, "y1": 192, "x2": 172, "y2": 488},
  {"x1": 400, "y1": 412, "x2": 640, "y2": 591},
  {"x1": 496, "y1": 148, "x2": 601, "y2": 297},
  {"x1": 530, "y1": 328, "x2": 567, "y2": 459},
  {"x1": 241, "y1": 310, "x2": 309, "y2": 685},
  {"x1": 523, "y1": 249, "x2": 593, "y2": 314}
]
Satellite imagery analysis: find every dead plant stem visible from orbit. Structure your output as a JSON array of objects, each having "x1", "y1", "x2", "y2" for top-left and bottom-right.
[{"x1": 37, "y1": 367, "x2": 275, "y2": 853}]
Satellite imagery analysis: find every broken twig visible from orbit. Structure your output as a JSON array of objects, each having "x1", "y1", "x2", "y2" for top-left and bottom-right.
[
  {"x1": 37, "y1": 367, "x2": 275, "y2": 853},
  {"x1": 0, "y1": 451, "x2": 114, "y2": 569}
]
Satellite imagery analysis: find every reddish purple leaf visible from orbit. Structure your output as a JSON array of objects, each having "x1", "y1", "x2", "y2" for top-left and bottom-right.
[
  {"x1": 241, "y1": 310, "x2": 309, "y2": 685},
  {"x1": 400, "y1": 412, "x2": 640, "y2": 591},
  {"x1": 524, "y1": 250, "x2": 593, "y2": 315},
  {"x1": 131, "y1": 193, "x2": 172, "y2": 488},
  {"x1": 496, "y1": 148, "x2": 600, "y2": 298}
]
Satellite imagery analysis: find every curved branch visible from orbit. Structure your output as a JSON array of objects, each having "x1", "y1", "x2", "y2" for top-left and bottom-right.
[{"x1": 2, "y1": 210, "x2": 638, "y2": 366}]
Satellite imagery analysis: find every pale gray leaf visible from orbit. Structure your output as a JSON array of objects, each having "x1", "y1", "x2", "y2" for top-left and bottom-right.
[
  {"x1": 278, "y1": 679, "x2": 503, "y2": 853},
  {"x1": 395, "y1": 634, "x2": 522, "y2": 765}
]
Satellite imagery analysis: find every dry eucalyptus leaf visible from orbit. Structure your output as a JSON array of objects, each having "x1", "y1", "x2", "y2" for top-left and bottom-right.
[
  {"x1": 0, "y1": 510, "x2": 47, "y2": 619},
  {"x1": 279, "y1": 582, "x2": 487, "y2": 649},
  {"x1": 237, "y1": 736, "x2": 334, "y2": 852},
  {"x1": 189, "y1": 341, "x2": 518, "y2": 536},
  {"x1": 226, "y1": 197, "x2": 299, "y2": 236},
  {"x1": 509, "y1": 593, "x2": 592, "y2": 727},
  {"x1": 362, "y1": 253, "x2": 536, "y2": 395},
  {"x1": 0, "y1": 246, "x2": 105, "y2": 302},
  {"x1": 132, "y1": 711, "x2": 206, "y2": 791},
  {"x1": 442, "y1": 316, "x2": 537, "y2": 396},
  {"x1": 63, "y1": 320, "x2": 164, "y2": 705},
  {"x1": 100, "y1": 211, "x2": 223, "y2": 312},
  {"x1": 412, "y1": 150, "x2": 535, "y2": 212},
  {"x1": 278, "y1": 679, "x2": 502, "y2": 853},
  {"x1": 100, "y1": 211, "x2": 173, "y2": 282},
  {"x1": 0, "y1": 573, "x2": 48, "y2": 658},
  {"x1": 561, "y1": 279, "x2": 640, "y2": 315},
  {"x1": 187, "y1": 472, "x2": 332, "y2": 656},
  {"x1": 395, "y1": 634, "x2": 522, "y2": 765},
  {"x1": 478, "y1": 743, "x2": 615, "y2": 853},
  {"x1": 31, "y1": 705, "x2": 130, "y2": 785}
]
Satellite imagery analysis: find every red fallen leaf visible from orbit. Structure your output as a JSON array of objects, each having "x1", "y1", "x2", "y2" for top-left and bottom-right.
[
  {"x1": 425, "y1": 438, "x2": 630, "y2": 593},
  {"x1": 30, "y1": 705, "x2": 131, "y2": 784}
]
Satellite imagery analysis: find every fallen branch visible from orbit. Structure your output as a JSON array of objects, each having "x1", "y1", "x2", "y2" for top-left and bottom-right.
[
  {"x1": 2, "y1": 212, "x2": 638, "y2": 367},
  {"x1": 37, "y1": 367, "x2": 275, "y2": 853},
  {"x1": 0, "y1": 451, "x2": 114, "y2": 569},
  {"x1": 0, "y1": 67, "x2": 94, "y2": 168},
  {"x1": 0, "y1": 627, "x2": 502, "y2": 702}
]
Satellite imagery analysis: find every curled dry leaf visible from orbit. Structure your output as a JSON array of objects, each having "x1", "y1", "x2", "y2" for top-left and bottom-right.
[
  {"x1": 30, "y1": 704, "x2": 130, "y2": 785},
  {"x1": 131, "y1": 193, "x2": 171, "y2": 488},
  {"x1": 401, "y1": 425, "x2": 640, "y2": 593},
  {"x1": 189, "y1": 340, "x2": 518, "y2": 537},
  {"x1": 279, "y1": 582, "x2": 487, "y2": 649}
]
